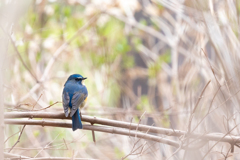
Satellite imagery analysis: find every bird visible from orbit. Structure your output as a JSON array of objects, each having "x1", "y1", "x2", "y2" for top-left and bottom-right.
[{"x1": 62, "y1": 74, "x2": 88, "y2": 131}]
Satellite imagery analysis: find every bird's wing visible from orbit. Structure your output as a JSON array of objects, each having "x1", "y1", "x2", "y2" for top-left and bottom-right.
[
  {"x1": 62, "y1": 91, "x2": 70, "y2": 117},
  {"x1": 70, "y1": 91, "x2": 86, "y2": 117}
]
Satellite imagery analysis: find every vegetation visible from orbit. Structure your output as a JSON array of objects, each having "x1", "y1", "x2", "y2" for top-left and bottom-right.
[{"x1": 2, "y1": 0, "x2": 240, "y2": 159}]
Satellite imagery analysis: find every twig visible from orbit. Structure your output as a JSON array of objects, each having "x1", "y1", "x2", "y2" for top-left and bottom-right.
[
  {"x1": 202, "y1": 124, "x2": 240, "y2": 159},
  {"x1": 135, "y1": 111, "x2": 146, "y2": 138},
  {"x1": 166, "y1": 141, "x2": 183, "y2": 160},
  {"x1": 4, "y1": 152, "x2": 30, "y2": 159},
  {"x1": 4, "y1": 134, "x2": 85, "y2": 151},
  {"x1": 91, "y1": 123, "x2": 96, "y2": 144},
  {"x1": 123, "y1": 122, "x2": 153, "y2": 159},
  {"x1": 34, "y1": 132, "x2": 62, "y2": 158},
  {"x1": 187, "y1": 80, "x2": 211, "y2": 133},
  {"x1": 4, "y1": 130, "x2": 20, "y2": 144},
  {"x1": 63, "y1": 138, "x2": 68, "y2": 150},
  {"x1": 6, "y1": 156, "x2": 97, "y2": 160},
  {"x1": 201, "y1": 48, "x2": 230, "y2": 123},
  {"x1": 32, "y1": 94, "x2": 43, "y2": 110},
  {"x1": 8, "y1": 125, "x2": 26, "y2": 153},
  {"x1": 0, "y1": 26, "x2": 38, "y2": 82},
  {"x1": 32, "y1": 101, "x2": 61, "y2": 111},
  {"x1": 192, "y1": 80, "x2": 211, "y2": 115},
  {"x1": 122, "y1": 142, "x2": 147, "y2": 160}
]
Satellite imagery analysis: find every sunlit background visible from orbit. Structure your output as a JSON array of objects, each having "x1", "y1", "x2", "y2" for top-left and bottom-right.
[{"x1": 3, "y1": 0, "x2": 240, "y2": 159}]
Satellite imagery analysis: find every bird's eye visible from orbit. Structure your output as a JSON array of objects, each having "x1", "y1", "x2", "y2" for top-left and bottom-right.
[{"x1": 76, "y1": 78, "x2": 81, "y2": 81}]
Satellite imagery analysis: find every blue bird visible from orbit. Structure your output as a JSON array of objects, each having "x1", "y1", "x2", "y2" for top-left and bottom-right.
[{"x1": 62, "y1": 74, "x2": 88, "y2": 131}]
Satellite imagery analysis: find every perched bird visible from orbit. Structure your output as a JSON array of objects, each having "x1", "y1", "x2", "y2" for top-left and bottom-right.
[{"x1": 62, "y1": 74, "x2": 88, "y2": 131}]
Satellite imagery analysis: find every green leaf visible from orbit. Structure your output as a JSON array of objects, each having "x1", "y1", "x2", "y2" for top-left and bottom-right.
[{"x1": 63, "y1": 6, "x2": 71, "y2": 17}]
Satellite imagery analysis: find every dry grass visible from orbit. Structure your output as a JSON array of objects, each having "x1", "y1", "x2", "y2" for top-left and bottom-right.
[{"x1": 2, "y1": 0, "x2": 240, "y2": 159}]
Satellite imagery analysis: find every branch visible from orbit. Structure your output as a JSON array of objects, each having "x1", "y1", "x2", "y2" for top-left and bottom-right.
[
  {"x1": 4, "y1": 152, "x2": 29, "y2": 159},
  {"x1": 4, "y1": 119, "x2": 179, "y2": 148},
  {"x1": 2, "y1": 26, "x2": 38, "y2": 82},
  {"x1": 8, "y1": 125, "x2": 26, "y2": 153},
  {"x1": 4, "y1": 152, "x2": 97, "y2": 160},
  {"x1": 5, "y1": 112, "x2": 240, "y2": 144},
  {"x1": 5, "y1": 112, "x2": 185, "y2": 136}
]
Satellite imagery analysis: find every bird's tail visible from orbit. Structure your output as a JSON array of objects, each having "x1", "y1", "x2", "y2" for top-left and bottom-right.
[{"x1": 72, "y1": 108, "x2": 83, "y2": 131}]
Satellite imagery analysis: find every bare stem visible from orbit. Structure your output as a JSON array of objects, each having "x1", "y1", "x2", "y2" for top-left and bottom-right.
[
  {"x1": 4, "y1": 119, "x2": 179, "y2": 148},
  {"x1": 5, "y1": 112, "x2": 240, "y2": 144}
]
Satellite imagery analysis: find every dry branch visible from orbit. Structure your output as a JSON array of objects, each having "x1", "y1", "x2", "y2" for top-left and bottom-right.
[
  {"x1": 4, "y1": 112, "x2": 240, "y2": 145},
  {"x1": 4, "y1": 152, "x2": 29, "y2": 159},
  {"x1": 4, "y1": 152, "x2": 97, "y2": 160},
  {"x1": 4, "y1": 119, "x2": 179, "y2": 148}
]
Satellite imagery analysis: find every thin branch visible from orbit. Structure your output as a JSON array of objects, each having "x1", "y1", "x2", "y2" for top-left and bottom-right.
[
  {"x1": 192, "y1": 80, "x2": 211, "y2": 115},
  {"x1": 202, "y1": 124, "x2": 240, "y2": 159},
  {"x1": 135, "y1": 111, "x2": 146, "y2": 138},
  {"x1": 32, "y1": 94, "x2": 43, "y2": 110},
  {"x1": 91, "y1": 123, "x2": 96, "y2": 144},
  {"x1": 4, "y1": 152, "x2": 30, "y2": 159},
  {"x1": 63, "y1": 138, "x2": 68, "y2": 150},
  {"x1": 8, "y1": 125, "x2": 26, "y2": 153},
  {"x1": 32, "y1": 101, "x2": 61, "y2": 111},
  {"x1": 4, "y1": 134, "x2": 85, "y2": 152},
  {"x1": 34, "y1": 132, "x2": 62, "y2": 158},
  {"x1": 0, "y1": 26, "x2": 38, "y2": 82},
  {"x1": 4, "y1": 153, "x2": 97, "y2": 160},
  {"x1": 184, "y1": 80, "x2": 211, "y2": 153},
  {"x1": 4, "y1": 130, "x2": 20, "y2": 144}
]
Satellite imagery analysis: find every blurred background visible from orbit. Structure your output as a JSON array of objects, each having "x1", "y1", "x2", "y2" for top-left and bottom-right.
[{"x1": 3, "y1": 0, "x2": 240, "y2": 159}]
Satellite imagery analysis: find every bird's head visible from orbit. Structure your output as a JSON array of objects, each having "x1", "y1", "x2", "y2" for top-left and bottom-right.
[{"x1": 65, "y1": 74, "x2": 87, "y2": 85}]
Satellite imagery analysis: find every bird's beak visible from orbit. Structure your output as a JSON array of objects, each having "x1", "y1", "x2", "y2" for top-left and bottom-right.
[{"x1": 82, "y1": 77, "x2": 87, "y2": 80}]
